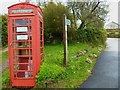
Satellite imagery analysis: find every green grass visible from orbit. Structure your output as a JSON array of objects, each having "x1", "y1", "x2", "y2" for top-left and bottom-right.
[
  {"x1": 2, "y1": 51, "x2": 8, "y2": 64},
  {"x1": 1, "y1": 51, "x2": 9, "y2": 88},
  {"x1": 115, "y1": 32, "x2": 119, "y2": 35},
  {"x1": 1, "y1": 43, "x2": 105, "y2": 88},
  {"x1": 1, "y1": 69, "x2": 10, "y2": 88},
  {"x1": 36, "y1": 43, "x2": 105, "y2": 88}
]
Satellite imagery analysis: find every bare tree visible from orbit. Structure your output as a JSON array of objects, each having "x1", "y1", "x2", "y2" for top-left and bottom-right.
[{"x1": 67, "y1": 0, "x2": 109, "y2": 29}]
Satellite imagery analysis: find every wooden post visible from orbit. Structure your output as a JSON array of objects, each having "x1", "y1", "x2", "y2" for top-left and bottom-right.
[{"x1": 63, "y1": 14, "x2": 68, "y2": 66}]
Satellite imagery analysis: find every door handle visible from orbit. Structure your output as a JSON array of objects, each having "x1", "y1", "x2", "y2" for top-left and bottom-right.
[{"x1": 10, "y1": 42, "x2": 13, "y2": 47}]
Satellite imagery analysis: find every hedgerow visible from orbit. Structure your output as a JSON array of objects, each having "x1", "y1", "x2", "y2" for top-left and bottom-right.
[{"x1": 77, "y1": 27, "x2": 107, "y2": 46}]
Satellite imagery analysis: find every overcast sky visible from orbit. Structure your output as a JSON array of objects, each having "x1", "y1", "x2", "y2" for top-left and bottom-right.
[{"x1": 0, "y1": 0, "x2": 119, "y2": 24}]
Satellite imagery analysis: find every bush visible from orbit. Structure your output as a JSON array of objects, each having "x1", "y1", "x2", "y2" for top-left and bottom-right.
[
  {"x1": 36, "y1": 63, "x2": 65, "y2": 87},
  {"x1": 43, "y1": 2, "x2": 73, "y2": 44},
  {"x1": 2, "y1": 69, "x2": 10, "y2": 87},
  {"x1": 107, "y1": 31, "x2": 120, "y2": 38},
  {"x1": 1, "y1": 15, "x2": 8, "y2": 48},
  {"x1": 77, "y1": 27, "x2": 107, "y2": 46}
]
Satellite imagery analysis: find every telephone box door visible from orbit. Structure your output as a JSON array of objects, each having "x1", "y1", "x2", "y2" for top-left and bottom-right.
[{"x1": 10, "y1": 17, "x2": 34, "y2": 80}]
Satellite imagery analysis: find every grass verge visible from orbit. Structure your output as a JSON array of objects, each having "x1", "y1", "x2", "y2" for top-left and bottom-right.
[
  {"x1": 36, "y1": 43, "x2": 105, "y2": 88},
  {"x1": 1, "y1": 51, "x2": 9, "y2": 88},
  {"x1": 1, "y1": 69, "x2": 10, "y2": 88},
  {"x1": 1, "y1": 43, "x2": 105, "y2": 88},
  {"x1": 2, "y1": 51, "x2": 8, "y2": 64}
]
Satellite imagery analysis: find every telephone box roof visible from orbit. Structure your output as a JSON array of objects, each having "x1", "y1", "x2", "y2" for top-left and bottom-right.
[{"x1": 8, "y1": 2, "x2": 43, "y2": 15}]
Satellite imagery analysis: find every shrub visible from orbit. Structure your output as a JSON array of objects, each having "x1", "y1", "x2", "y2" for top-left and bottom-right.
[
  {"x1": 1, "y1": 15, "x2": 8, "y2": 48},
  {"x1": 2, "y1": 69, "x2": 10, "y2": 87},
  {"x1": 36, "y1": 63, "x2": 65, "y2": 87},
  {"x1": 77, "y1": 27, "x2": 107, "y2": 46}
]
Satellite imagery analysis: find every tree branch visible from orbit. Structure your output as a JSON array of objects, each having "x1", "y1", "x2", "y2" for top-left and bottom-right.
[{"x1": 91, "y1": 2, "x2": 100, "y2": 13}]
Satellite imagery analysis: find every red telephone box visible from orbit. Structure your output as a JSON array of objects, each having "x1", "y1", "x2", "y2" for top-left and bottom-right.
[{"x1": 8, "y1": 2, "x2": 44, "y2": 87}]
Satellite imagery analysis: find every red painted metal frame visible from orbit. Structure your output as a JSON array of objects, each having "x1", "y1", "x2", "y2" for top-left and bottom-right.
[{"x1": 8, "y1": 2, "x2": 44, "y2": 87}]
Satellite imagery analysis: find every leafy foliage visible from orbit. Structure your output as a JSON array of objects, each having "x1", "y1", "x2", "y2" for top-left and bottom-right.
[
  {"x1": 1, "y1": 15, "x2": 8, "y2": 48},
  {"x1": 107, "y1": 31, "x2": 120, "y2": 38},
  {"x1": 1, "y1": 69, "x2": 10, "y2": 88},
  {"x1": 36, "y1": 44, "x2": 65, "y2": 87},
  {"x1": 2, "y1": 51, "x2": 8, "y2": 64},
  {"x1": 36, "y1": 63, "x2": 65, "y2": 87},
  {"x1": 67, "y1": 1, "x2": 108, "y2": 45},
  {"x1": 43, "y1": 2, "x2": 72, "y2": 43},
  {"x1": 42, "y1": 1, "x2": 108, "y2": 45},
  {"x1": 77, "y1": 27, "x2": 107, "y2": 46}
]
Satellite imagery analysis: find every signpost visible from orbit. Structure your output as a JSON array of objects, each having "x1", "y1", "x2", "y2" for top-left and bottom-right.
[{"x1": 63, "y1": 14, "x2": 71, "y2": 66}]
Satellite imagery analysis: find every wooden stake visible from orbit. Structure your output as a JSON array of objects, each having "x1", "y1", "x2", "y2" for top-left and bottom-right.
[{"x1": 63, "y1": 14, "x2": 68, "y2": 66}]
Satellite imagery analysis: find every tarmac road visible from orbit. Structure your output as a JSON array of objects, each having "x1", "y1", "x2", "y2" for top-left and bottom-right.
[{"x1": 80, "y1": 38, "x2": 119, "y2": 88}]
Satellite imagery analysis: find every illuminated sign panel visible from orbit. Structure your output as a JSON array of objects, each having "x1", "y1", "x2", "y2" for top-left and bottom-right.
[
  {"x1": 12, "y1": 9, "x2": 34, "y2": 13},
  {"x1": 17, "y1": 35, "x2": 28, "y2": 40},
  {"x1": 17, "y1": 27, "x2": 28, "y2": 32}
]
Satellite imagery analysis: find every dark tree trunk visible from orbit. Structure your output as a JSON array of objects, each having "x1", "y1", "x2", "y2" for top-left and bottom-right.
[
  {"x1": 78, "y1": 21, "x2": 85, "y2": 30},
  {"x1": 72, "y1": 8, "x2": 77, "y2": 29}
]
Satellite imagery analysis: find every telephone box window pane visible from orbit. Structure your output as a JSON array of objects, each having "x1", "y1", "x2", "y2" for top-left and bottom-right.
[
  {"x1": 12, "y1": 19, "x2": 14, "y2": 26},
  {"x1": 15, "y1": 41, "x2": 33, "y2": 48},
  {"x1": 18, "y1": 64, "x2": 29, "y2": 70},
  {"x1": 16, "y1": 19, "x2": 28, "y2": 26},
  {"x1": 16, "y1": 42, "x2": 29, "y2": 48},
  {"x1": 16, "y1": 72, "x2": 32, "y2": 78},
  {"x1": 17, "y1": 72, "x2": 26, "y2": 78},
  {"x1": 40, "y1": 47, "x2": 42, "y2": 53},
  {"x1": 30, "y1": 19, "x2": 32, "y2": 25},
  {"x1": 30, "y1": 26, "x2": 32, "y2": 32},
  {"x1": 38, "y1": 11, "x2": 43, "y2": 18},
  {"x1": 40, "y1": 30, "x2": 42, "y2": 41},
  {"x1": 13, "y1": 56, "x2": 19, "y2": 63},
  {"x1": 30, "y1": 41, "x2": 32, "y2": 48},
  {"x1": 16, "y1": 49, "x2": 31, "y2": 55},
  {"x1": 40, "y1": 41, "x2": 42, "y2": 47},
  {"x1": 14, "y1": 64, "x2": 19, "y2": 70},
  {"x1": 15, "y1": 50, "x2": 19, "y2": 56},
  {"x1": 12, "y1": 19, "x2": 14, "y2": 34},
  {"x1": 29, "y1": 34, "x2": 32, "y2": 40},
  {"x1": 12, "y1": 27, "x2": 14, "y2": 33},
  {"x1": 40, "y1": 21, "x2": 42, "y2": 43},
  {"x1": 40, "y1": 22, "x2": 42, "y2": 28}
]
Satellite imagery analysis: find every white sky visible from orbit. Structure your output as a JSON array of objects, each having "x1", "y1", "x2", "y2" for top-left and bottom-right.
[
  {"x1": 106, "y1": 1, "x2": 119, "y2": 24},
  {"x1": 0, "y1": 0, "x2": 119, "y2": 24}
]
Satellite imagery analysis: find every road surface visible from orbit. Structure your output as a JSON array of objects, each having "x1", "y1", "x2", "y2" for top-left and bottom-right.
[{"x1": 80, "y1": 38, "x2": 119, "y2": 88}]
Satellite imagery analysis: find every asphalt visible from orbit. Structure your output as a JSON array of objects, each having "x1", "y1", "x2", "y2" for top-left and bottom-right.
[{"x1": 80, "y1": 38, "x2": 119, "y2": 88}]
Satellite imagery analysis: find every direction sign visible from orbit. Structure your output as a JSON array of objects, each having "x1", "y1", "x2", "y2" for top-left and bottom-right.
[{"x1": 66, "y1": 19, "x2": 71, "y2": 26}]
